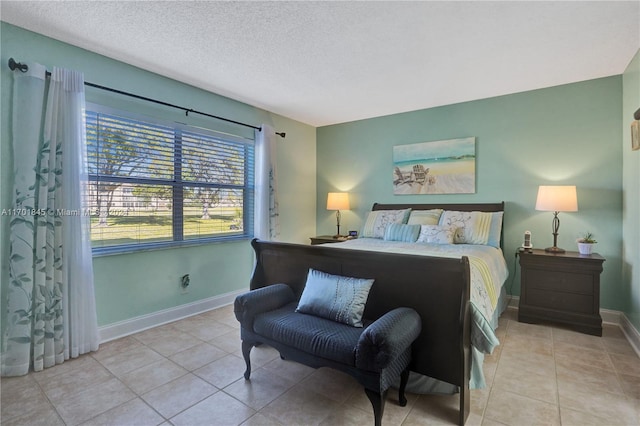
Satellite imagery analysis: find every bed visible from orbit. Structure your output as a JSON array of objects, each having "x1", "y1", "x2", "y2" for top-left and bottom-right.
[
  {"x1": 330, "y1": 202, "x2": 509, "y2": 393},
  {"x1": 249, "y1": 202, "x2": 508, "y2": 425}
]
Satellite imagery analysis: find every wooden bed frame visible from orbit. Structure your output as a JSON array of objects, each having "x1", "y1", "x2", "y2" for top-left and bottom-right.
[{"x1": 249, "y1": 202, "x2": 504, "y2": 425}]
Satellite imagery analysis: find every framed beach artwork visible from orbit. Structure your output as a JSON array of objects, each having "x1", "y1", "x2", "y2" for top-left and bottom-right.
[{"x1": 392, "y1": 137, "x2": 476, "y2": 195}]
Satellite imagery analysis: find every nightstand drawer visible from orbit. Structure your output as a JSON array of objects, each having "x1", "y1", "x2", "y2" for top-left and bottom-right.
[
  {"x1": 526, "y1": 288, "x2": 594, "y2": 314},
  {"x1": 524, "y1": 269, "x2": 594, "y2": 295}
]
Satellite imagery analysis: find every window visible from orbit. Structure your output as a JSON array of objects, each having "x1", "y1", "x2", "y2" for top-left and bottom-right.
[{"x1": 85, "y1": 105, "x2": 254, "y2": 253}]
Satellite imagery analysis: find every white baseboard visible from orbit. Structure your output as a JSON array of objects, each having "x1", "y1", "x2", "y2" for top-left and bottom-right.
[
  {"x1": 98, "y1": 291, "x2": 640, "y2": 359},
  {"x1": 507, "y1": 296, "x2": 640, "y2": 357},
  {"x1": 98, "y1": 289, "x2": 245, "y2": 344},
  {"x1": 600, "y1": 308, "x2": 623, "y2": 326},
  {"x1": 620, "y1": 314, "x2": 640, "y2": 358}
]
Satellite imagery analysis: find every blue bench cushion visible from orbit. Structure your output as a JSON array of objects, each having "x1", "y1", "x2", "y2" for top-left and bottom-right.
[{"x1": 253, "y1": 303, "x2": 372, "y2": 366}]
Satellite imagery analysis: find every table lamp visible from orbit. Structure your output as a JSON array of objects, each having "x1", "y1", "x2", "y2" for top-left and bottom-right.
[
  {"x1": 327, "y1": 192, "x2": 350, "y2": 238},
  {"x1": 535, "y1": 185, "x2": 578, "y2": 253}
]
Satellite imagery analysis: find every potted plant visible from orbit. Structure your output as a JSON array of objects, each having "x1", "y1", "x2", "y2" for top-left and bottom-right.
[{"x1": 576, "y1": 232, "x2": 597, "y2": 255}]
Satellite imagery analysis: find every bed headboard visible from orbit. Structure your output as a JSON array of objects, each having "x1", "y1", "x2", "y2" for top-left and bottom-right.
[
  {"x1": 372, "y1": 201, "x2": 505, "y2": 213},
  {"x1": 371, "y1": 201, "x2": 506, "y2": 248}
]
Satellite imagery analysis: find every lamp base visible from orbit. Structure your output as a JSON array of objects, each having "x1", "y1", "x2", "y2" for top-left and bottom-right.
[{"x1": 545, "y1": 246, "x2": 566, "y2": 253}]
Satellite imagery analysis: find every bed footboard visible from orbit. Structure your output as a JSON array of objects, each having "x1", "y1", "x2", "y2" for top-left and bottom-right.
[{"x1": 250, "y1": 238, "x2": 472, "y2": 425}]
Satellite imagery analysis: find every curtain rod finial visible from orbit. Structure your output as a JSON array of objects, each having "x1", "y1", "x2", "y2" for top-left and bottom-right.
[
  {"x1": 276, "y1": 132, "x2": 286, "y2": 138},
  {"x1": 8, "y1": 58, "x2": 28, "y2": 73}
]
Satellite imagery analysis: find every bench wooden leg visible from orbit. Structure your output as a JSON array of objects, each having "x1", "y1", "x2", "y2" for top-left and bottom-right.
[
  {"x1": 398, "y1": 367, "x2": 410, "y2": 407},
  {"x1": 364, "y1": 388, "x2": 387, "y2": 426},
  {"x1": 241, "y1": 340, "x2": 253, "y2": 379}
]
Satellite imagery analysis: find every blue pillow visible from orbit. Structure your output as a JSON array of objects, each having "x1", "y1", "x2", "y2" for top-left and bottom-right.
[
  {"x1": 296, "y1": 269, "x2": 374, "y2": 327},
  {"x1": 383, "y1": 223, "x2": 421, "y2": 243}
]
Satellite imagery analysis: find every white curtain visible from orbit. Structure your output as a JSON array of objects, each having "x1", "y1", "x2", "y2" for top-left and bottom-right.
[
  {"x1": 254, "y1": 124, "x2": 280, "y2": 240},
  {"x1": 2, "y1": 64, "x2": 99, "y2": 376}
]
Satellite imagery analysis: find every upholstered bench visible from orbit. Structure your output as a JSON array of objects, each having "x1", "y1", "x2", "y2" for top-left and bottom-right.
[{"x1": 234, "y1": 276, "x2": 422, "y2": 426}]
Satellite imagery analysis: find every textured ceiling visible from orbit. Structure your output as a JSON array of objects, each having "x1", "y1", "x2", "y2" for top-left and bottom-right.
[{"x1": 1, "y1": 1, "x2": 639, "y2": 127}]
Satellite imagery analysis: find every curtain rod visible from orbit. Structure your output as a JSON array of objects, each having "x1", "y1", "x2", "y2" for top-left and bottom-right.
[{"x1": 8, "y1": 58, "x2": 285, "y2": 138}]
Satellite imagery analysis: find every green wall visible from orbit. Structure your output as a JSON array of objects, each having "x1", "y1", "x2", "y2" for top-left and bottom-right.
[
  {"x1": 0, "y1": 22, "x2": 317, "y2": 330},
  {"x1": 317, "y1": 77, "x2": 624, "y2": 311},
  {"x1": 622, "y1": 49, "x2": 640, "y2": 330},
  {"x1": 2, "y1": 21, "x2": 635, "y2": 334}
]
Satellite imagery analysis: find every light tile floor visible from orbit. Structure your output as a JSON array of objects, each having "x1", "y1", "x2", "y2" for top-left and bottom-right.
[{"x1": 2, "y1": 306, "x2": 639, "y2": 425}]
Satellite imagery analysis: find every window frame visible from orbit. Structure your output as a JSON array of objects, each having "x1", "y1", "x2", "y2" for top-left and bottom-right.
[{"x1": 85, "y1": 103, "x2": 255, "y2": 256}]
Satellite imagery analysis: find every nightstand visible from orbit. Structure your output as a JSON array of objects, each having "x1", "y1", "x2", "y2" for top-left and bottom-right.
[
  {"x1": 309, "y1": 235, "x2": 350, "y2": 245},
  {"x1": 518, "y1": 249, "x2": 605, "y2": 336}
]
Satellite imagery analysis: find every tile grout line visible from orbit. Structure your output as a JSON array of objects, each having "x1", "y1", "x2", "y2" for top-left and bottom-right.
[
  {"x1": 91, "y1": 322, "x2": 229, "y2": 425},
  {"x1": 550, "y1": 327, "x2": 562, "y2": 425},
  {"x1": 87, "y1": 346, "x2": 170, "y2": 425},
  {"x1": 31, "y1": 371, "x2": 67, "y2": 426},
  {"x1": 479, "y1": 313, "x2": 510, "y2": 424},
  {"x1": 132, "y1": 322, "x2": 229, "y2": 425}
]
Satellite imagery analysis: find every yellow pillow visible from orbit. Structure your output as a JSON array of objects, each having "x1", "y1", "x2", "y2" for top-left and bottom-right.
[{"x1": 407, "y1": 209, "x2": 443, "y2": 226}]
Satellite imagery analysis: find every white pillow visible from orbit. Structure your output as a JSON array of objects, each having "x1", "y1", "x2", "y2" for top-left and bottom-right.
[
  {"x1": 438, "y1": 210, "x2": 503, "y2": 247},
  {"x1": 416, "y1": 225, "x2": 455, "y2": 244}
]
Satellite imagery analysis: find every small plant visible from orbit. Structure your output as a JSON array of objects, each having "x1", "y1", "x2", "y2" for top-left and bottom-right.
[{"x1": 577, "y1": 232, "x2": 597, "y2": 244}]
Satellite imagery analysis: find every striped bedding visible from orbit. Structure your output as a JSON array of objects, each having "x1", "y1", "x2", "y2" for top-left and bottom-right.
[{"x1": 328, "y1": 238, "x2": 508, "y2": 323}]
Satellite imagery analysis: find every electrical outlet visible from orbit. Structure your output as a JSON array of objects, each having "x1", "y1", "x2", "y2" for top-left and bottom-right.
[{"x1": 181, "y1": 274, "x2": 190, "y2": 294}]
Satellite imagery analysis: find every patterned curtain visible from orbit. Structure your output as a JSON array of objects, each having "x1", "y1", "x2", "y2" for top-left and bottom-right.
[
  {"x1": 254, "y1": 124, "x2": 280, "y2": 241},
  {"x1": 2, "y1": 64, "x2": 99, "y2": 376}
]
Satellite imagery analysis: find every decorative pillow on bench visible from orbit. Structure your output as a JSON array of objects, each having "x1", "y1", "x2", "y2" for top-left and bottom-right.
[{"x1": 296, "y1": 269, "x2": 374, "y2": 327}]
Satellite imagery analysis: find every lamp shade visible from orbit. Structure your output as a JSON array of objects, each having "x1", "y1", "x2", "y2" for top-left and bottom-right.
[
  {"x1": 535, "y1": 185, "x2": 578, "y2": 212},
  {"x1": 327, "y1": 192, "x2": 350, "y2": 211}
]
